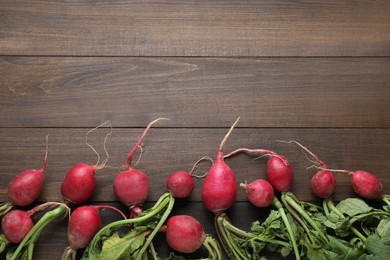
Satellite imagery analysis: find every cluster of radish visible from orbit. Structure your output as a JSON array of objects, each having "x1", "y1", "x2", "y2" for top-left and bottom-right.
[
  {"x1": 0, "y1": 119, "x2": 221, "y2": 260},
  {"x1": 1, "y1": 117, "x2": 389, "y2": 260}
]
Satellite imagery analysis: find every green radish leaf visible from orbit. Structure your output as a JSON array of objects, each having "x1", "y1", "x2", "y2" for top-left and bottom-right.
[
  {"x1": 98, "y1": 227, "x2": 147, "y2": 260},
  {"x1": 377, "y1": 219, "x2": 390, "y2": 238},
  {"x1": 337, "y1": 198, "x2": 372, "y2": 217},
  {"x1": 365, "y1": 233, "x2": 390, "y2": 259}
]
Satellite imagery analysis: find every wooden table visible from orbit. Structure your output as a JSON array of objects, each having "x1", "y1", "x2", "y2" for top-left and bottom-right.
[{"x1": 1, "y1": 1, "x2": 389, "y2": 259}]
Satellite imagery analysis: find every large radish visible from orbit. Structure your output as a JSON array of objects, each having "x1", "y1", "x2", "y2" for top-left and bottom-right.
[
  {"x1": 0, "y1": 136, "x2": 49, "y2": 216},
  {"x1": 113, "y1": 118, "x2": 168, "y2": 218},
  {"x1": 202, "y1": 118, "x2": 240, "y2": 214}
]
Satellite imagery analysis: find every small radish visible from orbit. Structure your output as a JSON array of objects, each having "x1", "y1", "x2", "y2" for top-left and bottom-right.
[
  {"x1": 224, "y1": 148, "x2": 294, "y2": 192},
  {"x1": 61, "y1": 121, "x2": 111, "y2": 204},
  {"x1": 0, "y1": 136, "x2": 49, "y2": 216},
  {"x1": 280, "y1": 140, "x2": 336, "y2": 199},
  {"x1": 165, "y1": 215, "x2": 221, "y2": 258},
  {"x1": 202, "y1": 118, "x2": 240, "y2": 214},
  {"x1": 1, "y1": 210, "x2": 34, "y2": 244},
  {"x1": 113, "y1": 118, "x2": 168, "y2": 218},
  {"x1": 1, "y1": 201, "x2": 65, "y2": 247},
  {"x1": 62, "y1": 205, "x2": 126, "y2": 260},
  {"x1": 240, "y1": 179, "x2": 274, "y2": 207},
  {"x1": 167, "y1": 156, "x2": 213, "y2": 199}
]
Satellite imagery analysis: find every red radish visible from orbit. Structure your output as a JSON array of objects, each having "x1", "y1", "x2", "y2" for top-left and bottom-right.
[
  {"x1": 113, "y1": 118, "x2": 168, "y2": 217},
  {"x1": 61, "y1": 121, "x2": 112, "y2": 204},
  {"x1": 280, "y1": 140, "x2": 336, "y2": 199},
  {"x1": 66, "y1": 205, "x2": 126, "y2": 252},
  {"x1": 1, "y1": 210, "x2": 33, "y2": 244},
  {"x1": 165, "y1": 215, "x2": 221, "y2": 258},
  {"x1": 266, "y1": 155, "x2": 293, "y2": 192},
  {"x1": 240, "y1": 179, "x2": 274, "y2": 207},
  {"x1": 166, "y1": 215, "x2": 205, "y2": 253},
  {"x1": 351, "y1": 170, "x2": 382, "y2": 200},
  {"x1": 1, "y1": 136, "x2": 49, "y2": 215},
  {"x1": 1, "y1": 201, "x2": 65, "y2": 246},
  {"x1": 167, "y1": 156, "x2": 213, "y2": 199},
  {"x1": 311, "y1": 169, "x2": 336, "y2": 199},
  {"x1": 61, "y1": 163, "x2": 98, "y2": 204},
  {"x1": 202, "y1": 118, "x2": 240, "y2": 214},
  {"x1": 167, "y1": 171, "x2": 194, "y2": 199}
]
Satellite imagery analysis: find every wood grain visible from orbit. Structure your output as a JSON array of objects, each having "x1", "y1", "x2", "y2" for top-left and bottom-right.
[
  {"x1": 1, "y1": 1, "x2": 389, "y2": 56},
  {"x1": 0, "y1": 128, "x2": 389, "y2": 203},
  {"x1": 1, "y1": 57, "x2": 389, "y2": 128}
]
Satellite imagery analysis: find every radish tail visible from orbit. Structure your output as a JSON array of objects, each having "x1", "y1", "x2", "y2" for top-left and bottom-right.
[{"x1": 126, "y1": 118, "x2": 169, "y2": 166}]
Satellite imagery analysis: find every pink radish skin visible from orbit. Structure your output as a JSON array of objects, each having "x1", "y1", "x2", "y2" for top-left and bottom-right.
[
  {"x1": 202, "y1": 118, "x2": 239, "y2": 214},
  {"x1": 7, "y1": 138, "x2": 48, "y2": 206},
  {"x1": 167, "y1": 171, "x2": 194, "y2": 199},
  {"x1": 114, "y1": 168, "x2": 149, "y2": 208},
  {"x1": 202, "y1": 153, "x2": 237, "y2": 213},
  {"x1": 67, "y1": 206, "x2": 102, "y2": 250},
  {"x1": 113, "y1": 118, "x2": 168, "y2": 217},
  {"x1": 311, "y1": 169, "x2": 336, "y2": 198},
  {"x1": 266, "y1": 155, "x2": 293, "y2": 192},
  {"x1": 166, "y1": 215, "x2": 205, "y2": 253},
  {"x1": 61, "y1": 163, "x2": 96, "y2": 204},
  {"x1": 351, "y1": 170, "x2": 383, "y2": 200},
  {"x1": 241, "y1": 179, "x2": 274, "y2": 207},
  {"x1": 1, "y1": 210, "x2": 34, "y2": 243},
  {"x1": 67, "y1": 205, "x2": 126, "y2": 250}
]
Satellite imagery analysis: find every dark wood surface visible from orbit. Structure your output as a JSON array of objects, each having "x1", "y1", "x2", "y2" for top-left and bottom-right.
[{"x1": 1, "y1": 1, "x2": 389, "y2": 259}]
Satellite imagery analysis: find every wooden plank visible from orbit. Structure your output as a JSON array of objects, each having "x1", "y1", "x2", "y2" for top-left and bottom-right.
[
  {"x1": 1, "y1": 57, "x2": 389, "y2": 128},
  {"x1": 1, "y1": 128, "x2": 389, "y2": 203},
  {"x1": 1, "y1": 1, "x2": 389, "y2": 56}
]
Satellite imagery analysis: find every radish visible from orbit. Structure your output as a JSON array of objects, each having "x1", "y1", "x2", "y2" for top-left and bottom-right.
[
  {"x1": 1, "y1": 201, "x2": 67, "y2": 257},
  {"x1": 61, "y1": 121, "x2": 112, "y2": 204},
  {"x1": 113, "y1": 118, "x2": 168, "y2": 218},
  {"x1": 224, "y1": 148, "x2": 293, "y2": 192},
  {"x1": 240, "y1": 179, "x2": 274, "y2": 207},
  {"x1": 167, "y1": 156, "x2": 213, "y2": 199},
  {"x1": 0, "y1": 136, "x2": 49, "y2": 216},
  {"x1": 62, "y1": 205, "x2": 126, "y2": 260},
  {"x1": 1, "y1": 210, "x2": 34, "y2": 244},
  {"x1": 202, "y1": 118, "x2": 240, "y2": 214},
  {"x1": 165, "y1": 215, "x2": 221, "y2": 258}
]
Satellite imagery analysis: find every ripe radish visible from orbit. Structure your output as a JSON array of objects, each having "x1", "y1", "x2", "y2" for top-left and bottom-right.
[
  {"x1": 1, "y1": 201, "x2": 65, "y2": 250},
  {"x1": 167, "y1": 156, "x2": 213, "y2": 199},
  {"x1": 202, "y1": 118, "x2": 240, "y2": 214},
  {"x1": 61, "y1": 121, "x2": 112, "y2": 204},
  {"x1": 165, "y1": 215, "x2": 221, "y2": 258},
  {"x1": 224, "y1": 148, "x2": 294, "y2": 192},
  {"x1": 113, "y1": 118, "x2": 168, "y2": 217},
  {"x1": 166, "y1": 215, "x2": 205, "y2": 253},
  {"x1": 62, "y1": 205, "x2": 126, "y2": 260},
  {"x1": 240, "y1": 179, "x2": 274, "y2": 207},
  {"x1": 0, "y1": 136, "x2": 49, "y2": 216},
  {"x1": 1, "y1": 210, "x2": 34, "y2": 244},
  {"x1": 280, "y1": 140, "x2": 336, "y2": 199}
]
